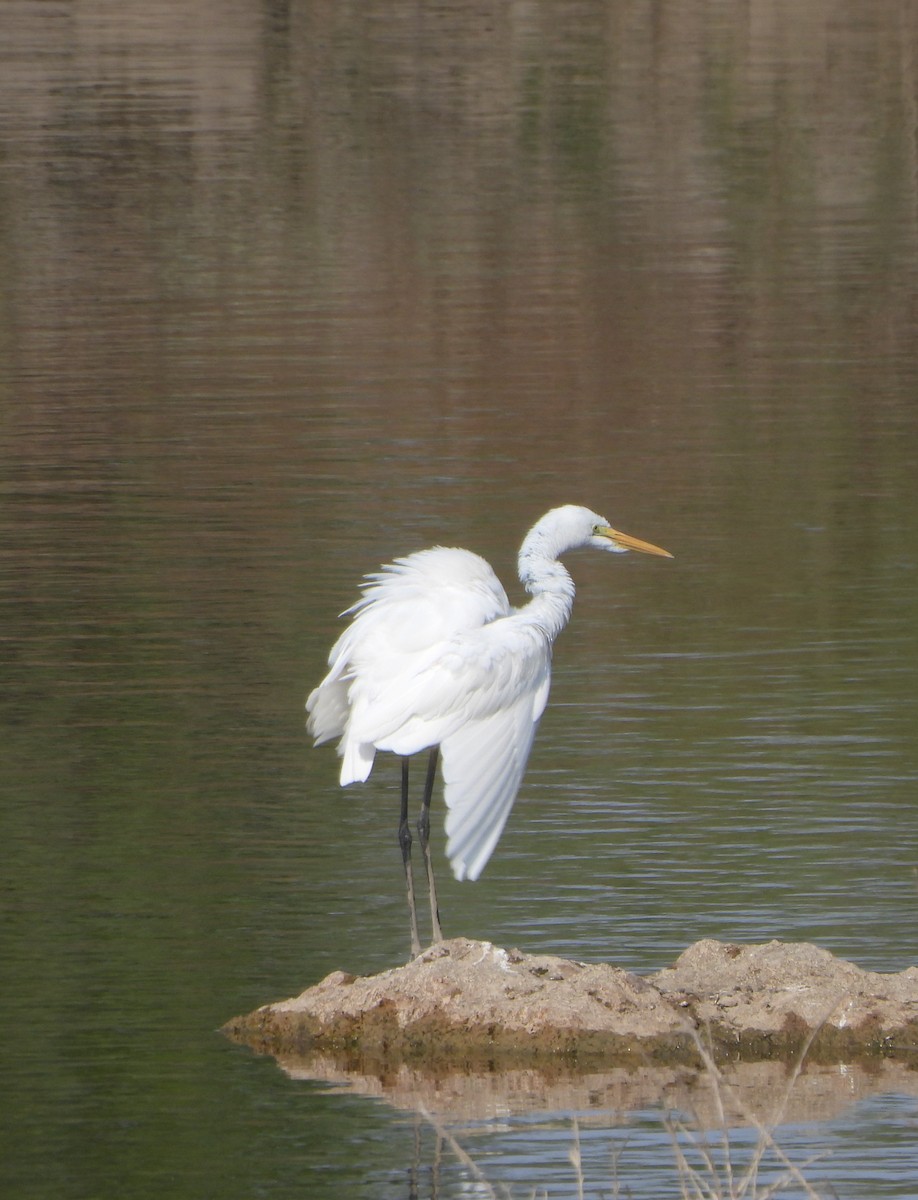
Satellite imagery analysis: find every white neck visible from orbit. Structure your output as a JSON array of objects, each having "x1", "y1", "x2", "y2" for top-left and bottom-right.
[{"x1": 516, "y1": 525, "x2": 577, "y2": 643}]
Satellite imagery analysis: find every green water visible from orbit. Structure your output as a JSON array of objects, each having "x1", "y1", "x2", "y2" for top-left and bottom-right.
[{"x1": 2, "y1": 3, "x2": 917, "y2": 1197}]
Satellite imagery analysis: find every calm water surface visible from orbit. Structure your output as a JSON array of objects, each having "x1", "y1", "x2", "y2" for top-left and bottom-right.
[{"x1": 2, "y1": 3, "x2": 917, "y2": 1198}]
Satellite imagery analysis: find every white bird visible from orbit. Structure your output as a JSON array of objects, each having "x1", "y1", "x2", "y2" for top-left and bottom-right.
[{"x1": 306, "y1": 504, "x2": 672, "y2": 957}]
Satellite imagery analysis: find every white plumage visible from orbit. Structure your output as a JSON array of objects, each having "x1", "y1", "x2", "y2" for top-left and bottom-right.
[{"x1": 306, "y1": 504, "x2": 671, "y2": 953}]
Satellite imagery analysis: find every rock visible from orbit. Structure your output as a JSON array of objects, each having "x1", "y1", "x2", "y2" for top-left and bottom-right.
[
  {"x1": 651, "y1": 939, "x2": 918, "y2": 1059},
  {"x1": 222, "y1": 937, "x2": 918, "y2": 1069}
]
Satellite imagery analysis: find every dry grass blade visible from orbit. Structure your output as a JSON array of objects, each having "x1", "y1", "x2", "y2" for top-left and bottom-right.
[
  {"x1": 665, "y1": 1112, "x2": 723, "y2": 1200},
  {"x1": 568, "y1": 1118, "x2": 585, "y2": 1200},
  {"x1": 671, "y1": 1003, "x2": 841, "y2": 1200},
  {"x1": 416, "y1": 1102, "x2": 507, "y2": 1200}
]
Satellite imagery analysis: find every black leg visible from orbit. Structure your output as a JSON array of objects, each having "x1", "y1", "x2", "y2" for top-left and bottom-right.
[
  {"x1": 416, "y1": 746, "x2": 443, "y2": 944},
  {"x1": 398, "y1": 756, "x2": 422, "y2": 959}
]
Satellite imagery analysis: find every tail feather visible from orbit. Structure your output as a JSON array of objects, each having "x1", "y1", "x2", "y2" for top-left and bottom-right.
[
  {"x1": 340, "y1": 736, "x2": 376, "y2": 785},
  {"x1": 305, "y1": 679, "x2": 350, "y2": 745}
]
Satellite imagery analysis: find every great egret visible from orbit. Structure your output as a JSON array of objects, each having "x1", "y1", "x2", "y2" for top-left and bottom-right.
[{"x1": 306, "y1": 504, "x2": 672, "y2": 957}]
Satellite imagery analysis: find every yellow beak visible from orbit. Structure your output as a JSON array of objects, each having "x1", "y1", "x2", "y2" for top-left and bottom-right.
[{"x1": 601, "y1": 526, "x2": 673, "y2": 558}]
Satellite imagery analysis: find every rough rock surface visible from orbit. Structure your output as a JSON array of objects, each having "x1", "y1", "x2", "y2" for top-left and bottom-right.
[
  {"x1": 653, "y1": 938, "x2": 918, "y2": 1057},
  {"x1": 223, "y1": 937, "x2": 918, "y2": 1068}
]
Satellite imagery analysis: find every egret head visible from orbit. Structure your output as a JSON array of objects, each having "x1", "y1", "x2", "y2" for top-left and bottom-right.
[
  {"x1": 535, "y1": 505, "x2": 672, "y2": 558},
  {"x1": 589, "y1": 517, "x2": 673, "y2": 558}
]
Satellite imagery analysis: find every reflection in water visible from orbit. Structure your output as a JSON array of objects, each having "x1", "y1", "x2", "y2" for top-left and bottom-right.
[
  {"x1": 2, "y1": 2, "x2": 918, "y2": 1199},
  {"x1": 284, "y1": 1052, "x2": 918, "y2": 1129},
  {"x1": 283, "y1": 1052, "x2": 918, "y2": 1198}
]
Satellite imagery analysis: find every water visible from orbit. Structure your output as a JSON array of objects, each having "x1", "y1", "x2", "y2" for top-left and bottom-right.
[{"x1": 2, "y1": 2, "x2": 918, "y2": 1197}]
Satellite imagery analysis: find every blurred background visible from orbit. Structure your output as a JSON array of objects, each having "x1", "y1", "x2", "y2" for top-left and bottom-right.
[{"x1": 2, "y1": 3, "x2": 917, "y2": 1197}]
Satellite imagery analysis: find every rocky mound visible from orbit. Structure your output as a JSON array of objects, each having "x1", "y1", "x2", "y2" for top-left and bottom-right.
[{"x1": 223, "y1": 937, "x2": 918, "y2": 1069}]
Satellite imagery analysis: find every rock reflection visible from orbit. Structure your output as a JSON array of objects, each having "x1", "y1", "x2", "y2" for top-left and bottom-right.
[{"x1": 274, "y1": 1051, "x2": 918, "y2": 1129}]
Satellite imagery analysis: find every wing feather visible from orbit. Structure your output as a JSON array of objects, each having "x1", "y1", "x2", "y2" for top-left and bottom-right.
[
  {"x1": 306, "y1": 546, "x2": 512, "y2": 783},
  {"x1": 440, "y1": 693, "x2": 542, "y2": 881},
  {"x1": 357, "y1": 621, "x2": 547, "y2": 755},
  {"x1": 308, "y1": 544, "x2": 553, "y2": 873}
]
